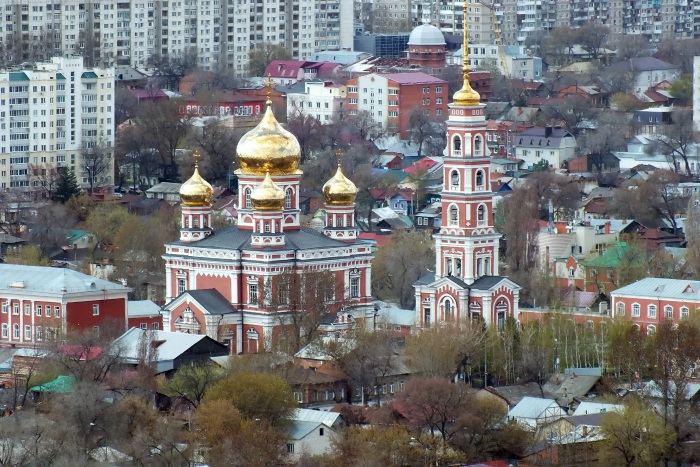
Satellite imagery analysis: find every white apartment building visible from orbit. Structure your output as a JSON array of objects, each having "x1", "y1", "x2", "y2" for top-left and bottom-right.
[
  {"x1": 448, "y1": 43, "x2": 542, "y2": 80},
  {"x1": 287, "y1": 81, "x2": 347, "y2": 123},
  {"x1": 0, "y1": 0, "x2": 353, "y2": 78},
  {"x1": 0, "y1": 57, "x2": 114, "y2": 194}
]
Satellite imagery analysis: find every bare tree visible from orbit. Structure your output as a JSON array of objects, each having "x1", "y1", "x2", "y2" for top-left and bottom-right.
[
  {"x1": 647, "y1": 109, "x2": 696, "y2": 176},
  {"x1": 28, "y1": 163, "x2": 61, "y2": 200},
  {"x1": 577, "y1": 23, "x2": 610, "y2": 61},
  {"x1": 517, "y1": 323, "x2": 554, "y2": 397},
  {"x1": 194, "y1": 119, "x2": 243, "y2": 185},
  {"x1": 286, "y1": 109, "x2": 324, "y2": 164},
  {"x1": 578, "y1": 112, "x2": 629, "y2": 172},
  {"x1": 81, "y1": 139, "x2": 114, "y2": 194},
  {"x1": 408, "y1": 106, "x2": 447, "y2": 158},
  {"x1": 137, "y1": 100, "x2": 192, "y2": 182}
]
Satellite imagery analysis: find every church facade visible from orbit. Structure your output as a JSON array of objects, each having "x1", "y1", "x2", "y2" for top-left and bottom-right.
[
  {"x1": 414, "y1": 13, "x2": 521, "y2": 328},
  {"x1": 161, "y1": 96, "x2": 373, "y2": 353}
]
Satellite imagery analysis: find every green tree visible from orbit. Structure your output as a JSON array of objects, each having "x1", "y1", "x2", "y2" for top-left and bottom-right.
[
  {"x1": 669, "y1": 74, "x2": 693, "y2": 106},
  {"x1": 205, "y1": 372, "x2": 295, "y2": 425},
  {"x1": 3, "y1": 244, "x2": 49, "y2": 266},
  {"x1": 597, "y1": 399, "x2": 674, "y2": 467},
  {"x1": 85, "y1": 204, "x2": 132, "y2": 246},
  {"x1": 372, "y1": 230, "x2": 435, "y2": 309},
  {"x1": 161, "y1": 363, "x2": 226, "y2": 407},
  {"x1": 247, "y1": 42, "x2": 291, "y2": 77},
  {"x1": 51, "y1": 168, "x2": 81, "y2": 203}
]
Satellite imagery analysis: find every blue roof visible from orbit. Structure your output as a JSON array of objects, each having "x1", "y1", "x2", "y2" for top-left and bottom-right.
[{"x1": 288, "y1": 420, "x2": 323, "y2": 440}]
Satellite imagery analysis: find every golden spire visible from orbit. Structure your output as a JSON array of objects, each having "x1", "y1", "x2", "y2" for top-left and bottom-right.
[
  {"x1": 265, "y1": 73, "x2": 273, "y2": 106},
  {"x1": 452, "y1": 0, "x2": 481, "y2": 107},
  {"x1": 323, "y1": 149, "x2": 357, "y2": 206},
  {"x1": 180, "y1": 151, "x2": 213, "y2": 207}
]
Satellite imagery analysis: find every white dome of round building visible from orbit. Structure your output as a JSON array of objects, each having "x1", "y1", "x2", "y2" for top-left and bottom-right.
[{"x1": 407, "y1": 24, "x2": 446, "y2": 46}]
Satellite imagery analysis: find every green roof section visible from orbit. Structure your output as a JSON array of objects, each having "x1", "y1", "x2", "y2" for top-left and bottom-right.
[
  {"x1": 9, "y1": 72, "x2": 29, "y2": 82},
  {"x1": 56, "y1": 73, "x2": 65, "y2": 80},
  {"x1": 81, "y1": 71, "x2": 98, "y2": 79},
  {"x1": 582, "y1": 242, "x2": 645, "y2": 269},
  {"x1": 30, "y1": 375, "x2": 75, "y2": 394}
]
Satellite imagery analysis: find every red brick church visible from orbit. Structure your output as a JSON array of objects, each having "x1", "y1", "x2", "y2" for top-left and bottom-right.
[{"x1": 161, "y1": 96, "x2": 373, "y2": 353}]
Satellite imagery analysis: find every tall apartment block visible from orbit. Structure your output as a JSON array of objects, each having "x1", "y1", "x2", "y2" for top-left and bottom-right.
[
  {"x1": 0, "y1": 56, "x2": 114, "y2": 194},
  {"x1": 0, "y1": 0, "x2": 353, "y2": 77}
]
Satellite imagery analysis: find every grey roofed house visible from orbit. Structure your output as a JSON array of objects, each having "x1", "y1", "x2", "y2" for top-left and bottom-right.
[
  {"x1": 572, "y1": 401, "x2": 623, "y2": 416},
  {"x1": 293, "y1": 408, "x2": 343, "y2": 428},
  {"x1": 112, "y1": 327, "x2": 229, "y2": 373},
  {"x1": 516, "y1": 127, "x2": 575, "y2": 148},
  {"x1": 605, "y1": 57, "x2": 678, "y2": 73},
  {"x1": 0, "y1": 264, "x2": 130, "y2": 296},
  {"x1": 145, "y1": 182, "x2": 183, "y2": 201},
  {"x1": 507, "y1": 396, "x2": 567, "y2": 429},
  {"x1": 127, "y1": 300, "x2": 161, "y2": 318}
]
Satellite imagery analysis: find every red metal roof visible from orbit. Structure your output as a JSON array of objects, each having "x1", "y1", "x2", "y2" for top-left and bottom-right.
[{"x1": 380, "y1": 72, "x2": 447, "y2": 85}]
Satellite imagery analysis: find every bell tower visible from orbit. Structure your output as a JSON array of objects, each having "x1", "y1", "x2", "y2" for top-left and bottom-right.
[{"x1": 435, "y1": 2, "x2": 499, "y2": 284}]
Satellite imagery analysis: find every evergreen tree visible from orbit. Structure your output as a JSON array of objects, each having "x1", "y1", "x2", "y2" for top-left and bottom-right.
[{"x1": 52, "y1": 168, "x2": 80, "y2": 203}]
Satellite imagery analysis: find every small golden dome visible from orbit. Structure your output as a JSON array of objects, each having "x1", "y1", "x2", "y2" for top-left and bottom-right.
[
  {"x1": 180, "y1": 154, "x2": 213, "y2": 207},
  {"x1": 235, "y1": 104, "x2": 301, "y2": 176},
  {"x1": 323, "y1": 156, "x2": 357, "y2": 206},
  {"x1": 251, "y1": 171, "x2": 285, "y2": 211},
  {"x1": 453, "y1": 75, "x2": 481, "y2": 107}
]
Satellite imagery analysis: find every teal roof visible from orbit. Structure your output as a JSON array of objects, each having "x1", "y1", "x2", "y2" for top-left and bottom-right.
[
  {"x1": 81, "y1": 71, "x2": 98, "y2": 79},
  {"x1": 66, "y1": 229, "x2": 90, "y2": 244},
  {"x1": 30, "y1": 375, "x2": 75, "y2": 394},
  {"x1": 582, "y1": 242, "x2": 644, "y2": 268},
  {"x1": 56, "y1": 73, "x2": 65, "y2": 80},
  {"x1": 9, "y1": 72, "x2": 28, "y2": 82}
]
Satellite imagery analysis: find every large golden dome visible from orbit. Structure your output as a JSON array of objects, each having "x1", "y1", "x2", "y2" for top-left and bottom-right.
[
  {"x1": 180, "y1": 154, "x2": 213, "y2": 207},
  {"x1": 323, "y1": 163, "x2": 357, "y2": 206},
  {"x1": 235, "y1": 103, "x2": 301, "y2": 176},
  {"x1": 453, "y1": 70, "x2": 481, "y2": 106},
  {"x1": 251, "y1": 171, "x2": 285, "y2": 211}
]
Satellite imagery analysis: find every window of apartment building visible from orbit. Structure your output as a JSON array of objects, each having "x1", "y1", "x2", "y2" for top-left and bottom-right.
[
  {"x1": 24, "y1": 325, "x2": 31, "y2": 340},
  {"x1": 36, "y1": 305, "x2": 42, "y2": 316},
  {"x1": 55, "y1": 306, "x2": 60, "y2": 318},
  {"x1": 632, "y1": 303, "x2": 640, "y2": 317},
  {"x1": 24, "y1": 304, "x2": 30, "y2": 315},
  {"x1": 13, "y1": 324, "x2": 19, "y2": 339},
  {"x1": 1, "y1": 324, "x2": 6, "y2": 339},
  {"x1": 12, "y1": 304, "x2": 18, "y2": 315},
  {"x1": 664, "y1": 306, "x2": 673, "y2": 319},
  {"x1": 648, "y1": 305, "x2": 656, "y2": 319},
  {"x1": 422, "y1": 87, "x2": 429, "y2": 93},
  {"x1": 436, "y1": 86, "x2": 442, "y2": 93},
  {"x1": 93, "y1": 304, "x2": 99, "y2": 316}
]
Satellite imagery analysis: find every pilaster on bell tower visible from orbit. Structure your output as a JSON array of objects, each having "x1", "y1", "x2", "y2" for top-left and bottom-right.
[{"x1": 433, "y1": 0, "x2": 500, "y2": 286}]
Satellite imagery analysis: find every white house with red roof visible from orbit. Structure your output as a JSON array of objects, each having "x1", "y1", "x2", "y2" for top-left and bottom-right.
[
  {"x1": 287, "y1": 81, "x2": 348, "y2": 123},
  {"x1": 263, "y1": 61, "x2": 342, "y2": 85}
]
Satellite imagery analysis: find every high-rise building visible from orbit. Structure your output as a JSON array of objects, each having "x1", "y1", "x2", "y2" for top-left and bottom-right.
[
  {"x1": 0, "y1": 0, "x2": 354, "y2": 78},
  {"x1": 0, "y1": 56, "x2": 114, "y2": 194}
]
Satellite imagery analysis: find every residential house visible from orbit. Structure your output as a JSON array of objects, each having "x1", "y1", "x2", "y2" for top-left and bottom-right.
[
  {"x1": 112, "y1": 327, "x2": 230, "y2": 374},
  {"x1": 557, "y1": 85, "x2": 609, "y2": 108},
  {"x1": 263, "y1": 61, "x2": 342, "y2": 86},
  {"x1": 507, "y1": 397, "x2": 567, "y2": 430},
  {"x1": 145, "y1": 183, "x2": 183, "y2": 203},
  {"x1": 286, "y1": 364, "x2": 350, "y2": 408},
  {"x1": 514, "y1": 127, "x2": 577, "y2": 170},
  {"x1": 503, "y1": 106, "x2": 541, "y2": 123},
  {"x1": 373, "y1": 300, "x2": 416, "y2": 335},
  {"x1": 0, "y1": 264, "x2": 131, "y2": 346},
  {"x1": 633, "y1": 107, "x2": 673, "y2": 135},
  {"x1": 571, "y1": 402, "x2": 623, "y2": 416},
  {"x1": 287, "y1": 81, "x2": 347, "y2": 123},
  {"x1": 127, "y1": 300, "x2": 162, "y2": 331},
  {"x1": 286, "y1": 409, "x2": 342, "y2": 460},
  {"x1": 128, "y1": 88, "x2": 169, "y2": 104},
  {"x1": 415, "y1": 202, "x2": 441, "y2": 231},
  {"x1": 179, "y1": 90, "x2": 266, "y2": 118},
  {"x1": 0, "y1": 233, "x2": 25, "y2": 257},
  {"x1": 580, "y1": 242, "x2": 644, "y2": 294},
  {"x1": 567, "y1": 154, "x2": 620, "y2": 173},
  {"x1": 604, "y1": 57, "x2": 680, "y2": 96},
  {"x1": 611, "y1": 278, "x2": 700, "y2": 333}
]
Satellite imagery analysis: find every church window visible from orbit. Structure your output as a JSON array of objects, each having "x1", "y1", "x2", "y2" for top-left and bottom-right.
[
  {"x1": 184, "y1": 217, "x2": 189, "y2": 228},
  {"x1": 244, "y1": 188, "x2": 252, "y2": 209},
  {"x1": 485, "y1": 257, "x2": 491, "y2": 275},
  {"x1": 450, "y1": 170, "x2": 459, "y2": 190},
  {"x1": 193, "y1": 217, "x2": 199, "y2": 228},
  {"x1": 477, "y1": 204, "x2": 486, "y2": 226},
  {"x1": 475, "y1": 170, "x2": 484, "y2": 190},
  {"x1": 248, "y1": 284, "x2": 258, "y2": 304},
  {"x1": 285, "y1": 189, "x2": 293, "y2": 209},
  {"x1": 452, "y1": 135, "x2": 462, "y2": 156},
  {"x1": 265, "y1": 222, "x2": 270, "y2": 232},
  {"x1": 177, "y1": 278, "x2": 186, "y2": 295},
  {"x1": 474, "y1": 135, "x2": 483, "y2": 156},
  {"x1": 476, "y1": 258, "x2": 483, "y2": 277},
  {"x1": 444, "y1": 299, "x2": 453, "y2": 321},
  {"x1": 337, "y1": 217, "x2": 343, "y2": 227},
  {"x1": 350, "y1": 277, "x2": 359, "y2": 298},
  {"x1": 449, "y1": 205, "x2": 458, "y2": 226},
  {"x1": 455, "y1": 259, "x2": 462, "y2": 277},
  {"x1": 423, "y1": 308, "x2": 431, "y2": 327}
]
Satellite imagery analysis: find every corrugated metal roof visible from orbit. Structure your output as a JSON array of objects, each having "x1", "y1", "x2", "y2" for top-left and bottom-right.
[
  {"x1": 293, "y1": 408, "x2": 341, "y2": 427},
  {"x1": 0, "y1": 264, "x2": 129, "y2": 295},
  {"x1": 507, "y1": 396, "x2": 563, "y2": 419},
  {"x1": 127, "y1": 300, "x2": 161, "y2": 317},
  {"x1": 8, "y1": 72, "x2": 28, "y2": 81},
  {"x1": 611, "y1": 277, "x2": 700, "y2": 300},
  {"x1": 287, "y1": 420, "x2": 323, "y2": 440},
  {"x1": 112, "y1": 327, "x2": 224, "y2": 363},
  {"x1": 572, "y1": 402, "x2": 623, "y2": 416}
]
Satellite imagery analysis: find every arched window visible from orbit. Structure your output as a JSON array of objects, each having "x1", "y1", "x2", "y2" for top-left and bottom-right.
[
  {"x1": 474, "y1": 135, "x2": 483, "y2": 156},
  {"x1": 452, "y1": 135, "x2": 462, "y2": 156},
  {"x1": 647, "y1": 325, "x2": 656, "y2": 335},
  {"x1": 632, "y1": 303, "x2": 640, "y2": 317},
  {"x1": 477, "y1": 205, "x2": 486, "y2": 226},
  {"x1": 444, "y1": 299, "x2": 453, "y2": 321},
  {"x1": 450, "y1": 170, "x2": 459, "y2": 190},
  {"x1": 337, "y1": 216, "x2": 344, "y2": 227},
  {"x1": 648, "y1": 305, "x2": 657, "y2": 319},
  {"x1": 244, "y1": 188, "x2": 252, "y2": 209},
  {"x1": 664, "y1": 305, "x2": 673, "y2": 319},
  {"x1": 616, "y1": 302, "x2": 625, "y2": 316},
  {"x1": 475, "y1": 170, "x2": 484, "y2": 190},
  {"x1": 285, "y1": 189, "x2": 293, "y2": 209},
  {"x1": 681, "y1": 306, "x2": 689, "y2": 319},
  {"x1": 449, "y1": 205, "x2": 458, "y2": 226}
]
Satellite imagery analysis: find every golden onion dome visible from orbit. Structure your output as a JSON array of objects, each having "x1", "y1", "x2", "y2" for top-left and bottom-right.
[
  {"x1": 323, "y1": 154, "x2": 357, "y2": 206},
  {"x1": 453, "y1": 74, "x2": 481, "y2": 107},
  {"x1": 235, "y1": 103, "x2": 301, "y2": 176},
  {"x1": 180, "y1": 154, "x2": 213, "y2": 207},
  {"x1": 251, "y1": 171, "x2": 285, "y2": 211}
]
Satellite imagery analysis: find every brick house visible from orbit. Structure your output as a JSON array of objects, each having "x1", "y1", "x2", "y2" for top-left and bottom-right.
[
  {"x1": 0, "y1": 264, "x2": 131, "y2": 347},
  {"x1": 610, "y1": 278, "x2": 700, "y2": 334}
]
